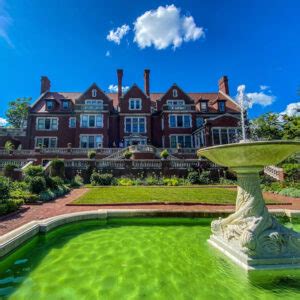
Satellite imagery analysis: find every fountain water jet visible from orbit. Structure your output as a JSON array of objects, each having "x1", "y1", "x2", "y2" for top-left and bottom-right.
[{"x1": 198, "y1": 140, "x2": 300, "y2": 270}]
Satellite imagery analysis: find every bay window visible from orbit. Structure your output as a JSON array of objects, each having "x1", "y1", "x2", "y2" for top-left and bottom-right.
[{"x1": 212, "y1": 128, "x2": 239, "y2": 145}]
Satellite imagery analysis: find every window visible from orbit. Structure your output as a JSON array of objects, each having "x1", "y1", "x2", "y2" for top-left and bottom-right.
[
  {"x1": 170, "y1": 135, "x2": 193, "y2": 148},
  {"x1": 46, "y1": 100, "x2": 54, "y2": 110},
  {"x1": 80, "y1": 135, "x2": 103, "y2": 148},
  {"x1": 200, "y1": 101, "x2": 208, "y2": 112},
  {"x1": 166, "y1": 100, "x2": 185, "y2": 110},
  {"x1": 218, "y1": 101, "x2": 226, "y2": 112},
  {"x1": 35, "y1": 137, "x2": 57, "y2": 148},
  {"x1": 80, "y1": 114, "x2": 103, "y2": 128},
  {"x1": 69, "y1": 117, "x2": 76, "y2": 128},
  {"x1": 169, "y1": 115, "x2": 191, "y2": 128},
  {"x1": 85, "y1": 100, "x2": 103, "y2": 107},
  {"x1": 36, "y1": 117, "x2": 58, "y2": 130},
  {"x1": 194, "y1": 130, "x2": 205, "y2": 148},
  {"x1": 62, "y1": 100, "x2": 70, "y2": 110},
  {"x1": 92, "y1": 89, "x2": 97, "y2": 97},
  {"x1": 124, "y1": 117, "x2": 146, "y2": 133},
  {"x1": 129, "y1": 99, "x2": 142, "y2": 110},
  {"x1": 212, "y1": 128, "x2": 239, "y2": 145},
  {"x1": 196, "y1": 117, "x2": 204, "y2": 128},
  {"x1": 172, "y1": 89, "x2": 178, "y2": 97}
]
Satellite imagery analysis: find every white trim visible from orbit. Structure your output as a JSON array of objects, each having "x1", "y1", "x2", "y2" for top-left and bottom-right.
[
  {"x1": 79, "y1": 134, "x2": 103, "y2": 149},
  {"x1": 208, "y1": 113, "x2": 240, "y2": 121},
  {"x1": 129, "y1": 98, "x2": 142, "y2": 110},
  {"x1": 219, "y1": 90, "x2": 241, "y2": 110},
  {"x1": 80, "y1": 114, "x2": 103, "y2": 128}
]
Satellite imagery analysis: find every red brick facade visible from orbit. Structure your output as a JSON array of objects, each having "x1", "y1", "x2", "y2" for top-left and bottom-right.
[{"x1": 0, "y1": 70, "x2": 241, "y2": 150}]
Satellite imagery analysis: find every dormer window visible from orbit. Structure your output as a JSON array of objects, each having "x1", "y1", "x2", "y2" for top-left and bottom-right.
[
  {"x1": 92, "y1": 89, "x2": 97, "y2": 97},
  {"x1": 46, "y1": 100, "x2": 54, "y2": 110},
  {"x1": 200, "y1": 101, "x2": 208, "y2": 112},
  {"x1": 62, "y1": 100, "x2": 70, "y2": 110},
  {"x1": 218, "y1": 101, "x2": 226, "y2": 112},
  {"x1": 129, "y1": 98, "x2": 141, "y2": 110},
  {"x1": 173, "y1": 89, "x2": 178, "y2": 97}
]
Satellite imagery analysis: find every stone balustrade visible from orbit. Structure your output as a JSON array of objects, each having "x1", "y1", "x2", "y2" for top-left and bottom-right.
[{"x1": 264, "y1": 165, "x2": 285, "y2": 181}]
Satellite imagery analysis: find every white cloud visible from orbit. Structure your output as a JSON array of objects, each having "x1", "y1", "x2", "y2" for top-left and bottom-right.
[
  {"x1": 236, "y1": 84, "x2": 276, "y2": 108},
  {"x1": 0, "y1": 0, "x2": 13, "y2": 47},
  {"x1": 105, "y1": 50, "x2": 111, "y2": 57},
  {"x1": 0, "y1": 117, "x2": 8, "y2": 127},
  {"x1": 259, "y1": 85, "x2": 269, "y2": 91},
  {"x1": 106, "y1": 24, "x2": 130, "y2": 45},
  {"x1": 108, "y1": 84, "x2": 130, "y2": 93},
  {"x1": 281, "y1": 102, "x2": 300, "y2": 117},
  {"x1": 133, "y1": 4, "x2": 205, "y2": 50}
]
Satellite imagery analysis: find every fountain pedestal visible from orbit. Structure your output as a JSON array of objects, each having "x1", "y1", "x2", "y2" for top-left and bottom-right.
[{"x1": 198, "y1": 141, "x2": 300, "y2": 270}]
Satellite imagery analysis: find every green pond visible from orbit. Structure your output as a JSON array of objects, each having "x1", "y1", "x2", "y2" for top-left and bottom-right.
[{"x1": 1, "y1": 218, "x2": 300, "y2": 300}]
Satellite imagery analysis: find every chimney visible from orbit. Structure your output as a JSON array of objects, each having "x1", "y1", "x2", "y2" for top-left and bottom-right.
[
  {"x1": 144, "y1": 69, "x2": 150, "y2": 96},
  {"x1": 117, "y1": 69, "x2": 123, "y2": 99},
  {"x1": 41, "y1": 76, "x2": 51, "y2": 94},
  {"x1": 218, "y1": 76, "x2": 229, "y2": 95}
]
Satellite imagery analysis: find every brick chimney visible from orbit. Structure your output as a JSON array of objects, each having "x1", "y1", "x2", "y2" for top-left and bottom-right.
[
  {"x1": 117, "y1": 69, "x2": 123, "y2": 99},
  {"x1": 41, "y1": 76, "x2": 51, "y2": 94},
  {"x1": 218, "y1": 76, "x2": 229, "y2": 95},
  {"x1": 144, "y1": 69, "x2": 150, "y2": 96}
]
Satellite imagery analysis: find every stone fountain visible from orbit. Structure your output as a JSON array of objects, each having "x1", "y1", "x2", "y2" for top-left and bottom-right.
[{"x1": 198, "y1": 140, "x2": 300, "y2": 270}]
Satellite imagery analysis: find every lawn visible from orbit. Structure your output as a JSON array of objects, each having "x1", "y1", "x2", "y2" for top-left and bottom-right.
[{"x1": 73, "y1": 186, "x2": 238, "y2": 205}]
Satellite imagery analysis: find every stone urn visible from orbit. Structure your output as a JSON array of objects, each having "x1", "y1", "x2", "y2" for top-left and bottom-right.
[{"x1": 198, "y1": 140, "x2": 300, "y2": 270}]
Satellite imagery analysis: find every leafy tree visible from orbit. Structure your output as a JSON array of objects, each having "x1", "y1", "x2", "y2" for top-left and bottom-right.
[
  {"x1": 282, "y1": 115, "x2": 300, "y2": 140},
  {"x1": 250, "y1": 113, "x2": 283, "y2": 140},
  {"x1": 5, "y1": 97, "x2": 31, "y2": 128}
]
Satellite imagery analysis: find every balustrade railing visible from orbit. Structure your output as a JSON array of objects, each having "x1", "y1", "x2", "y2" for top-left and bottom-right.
[
  {"x1": 74, "y1": 104, "x2": 108, "y2": 111},
  {"x1": 0, "y1": 128, "x2": 26, "y2": 136},
  {"x1": 264, "y1": 165, "x2": 285, "y2": 181},
  {"x1": 0, "y1": 159, "x2": 28, "y2": 169},
  {"x1": 162, "y1": 104, "x2": 196, "y2": 111}
]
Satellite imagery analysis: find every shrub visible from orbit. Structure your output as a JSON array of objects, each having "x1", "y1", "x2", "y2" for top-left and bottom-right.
[
  {"x1": 198, "y1": 171, "x2": 211, "y2": 184},
  {"x1": 118, "y1": 178, "x2": 134, "y2": 186},
  {"x1": 0, "y1": 176, "x2": 10, "y2": 201},
  {"x1": 0, "y1": 199, "x2": 23, "y2": 215},
  {"x1": 90, "y1": 172, "x2": 114, "y2": 186},
  {"x1": 4, "y1": 141, "x2": 15, "y2": 151},
  {"x1": 187, "y1": 171, "x2": 200, "y2": 184},
  {"x1": 88, "y1": 150, "x2": 96, "y2": 159},
  {"x1": 145, "y1": 175, "x2": 161, "y2": 185},
  {"x1": 9, "y1": 189, "x2": 39, "y2": 203},
  {"x1": 39, "y1": 189, "x2": 56, "y2": 201},
  {"x1": 70, "y1": 174, "x2": 84, "y2": 188},
  {"x1": 28, "y1": 176, "x2": 47, "y2": 194},
  {"x1": 163, "y1": 177, "x2": 179, "y2": 186},
  {"x1": 4, "y1": 164, "x2": 17, "y2": 178},
  {"x1": 50, "y1": 159, "x2": 65, "y2": 178},
  {"x1": 283, "y1": 163, "x2": 300, "y2": 182},
  {"x1": 24, "y1": 165, "x2": 44, "y2": 177},
  {"x1": 123, "y1": 150, "x2": 132, "y2": 159},
  {"x1": 160, "y1": 149, "x2": 169, "y2": 159},
  {"x1": 219, "y1": 177, "x2": 237, "y2": 185},
  {"x1": 279, "y1": 187, "x2": 300, "y2": 198}
]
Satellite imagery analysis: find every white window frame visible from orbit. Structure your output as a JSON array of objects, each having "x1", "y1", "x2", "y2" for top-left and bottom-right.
[
  {"x1": 85, "y1": 99, "x2": 103, "y2": 105},
  {"x1": 169, "y1": 135, "x2": 193, "y2": 148},
  {"x1": 200, "y1": 101, "x2": 208, "y2": 112},
  {"x1": 46, "y1": 100, "x2": 54, "y2": 110},
  {"x1": 167, "y1": 100, "x2": 185, "y2": 106},
  {"x1": 36, "y1": 117, "x2": 58, "y2": 131},
  {"x1": 218, "y1": 101, "x2": 226, "y2": 112},
  {"x1": 80, "y1": 135, "x2": 103, "y2": 149},
  {"x1": 129, "y1": 98, "x2": 142, "y2": 110},
  {"x1": 92, "y1": 89, "x2": 97, "y2": 98},
  {"x1": 35, "y1": 137, "x2": 57, "y2": 148},
  {"x1": 168, "y1": 114, "x2": 192, "y2": 128},
  {"x1": 124, "y1": 117, "x2": 146, "y2": 133},
  {"x1": 172, "y1": 89, "x2": 178, "y2": 97},
  {"x1": 211, "y1": 127, "x2": 239, "y2": 145},
  {"x1": 80, "y1": 114, "x2": 103, "y2": 128},
  {"x1": 69, "y1": 117, "x2": 76, "y2": 128}
]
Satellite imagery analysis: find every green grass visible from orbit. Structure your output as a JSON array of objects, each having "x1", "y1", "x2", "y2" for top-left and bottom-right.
[{"x1": 73, "y1": 186, "x2": 238, "y2": 205}]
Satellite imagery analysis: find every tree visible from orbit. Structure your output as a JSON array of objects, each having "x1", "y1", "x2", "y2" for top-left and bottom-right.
[
  {"x1": 5, "y1": 97, "x2": 31, "y2": 128},
  {"x1": 282, "y1": 115, "x2": 300, "y2": 140},
  {"x1": 250, "y1": 113, "x2": 283, "y2": 140}
]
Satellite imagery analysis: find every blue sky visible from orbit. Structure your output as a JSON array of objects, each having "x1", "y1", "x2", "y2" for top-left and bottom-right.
[{"x1": 0, "y1": 0, "x2": 300, "y2": 123}]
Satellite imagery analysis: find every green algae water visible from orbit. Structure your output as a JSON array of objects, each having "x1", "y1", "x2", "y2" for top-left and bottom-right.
[{"x1": 1, "y1": 218, "x2": 300, "y2": 300}]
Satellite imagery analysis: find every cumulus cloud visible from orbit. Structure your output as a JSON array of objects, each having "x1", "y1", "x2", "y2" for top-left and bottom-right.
[
  {"x1": 0, "y1": 117, "x2": 8, "y2": 127},
  {"x1": 236, "y1": 84, "x2": 276, "y2": 108},
  {"x1": 281, "y1": 102, "x2": 300, "y2": 117},
  {"x1": 108, "y1": 84, "x2": 130, "y2": 93},
  {"x1": 133, "y1": 4, "x2": 205, "y2": 50},
  {"x1": 0, "y1": 0, "x2": 13, "y2": 46},
  {"x1": 106, "y1": 24, "x2": 130, "y2": 44},
  {"x1": 259, "y1": 85, "x2": 269, "y2": 91}
]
